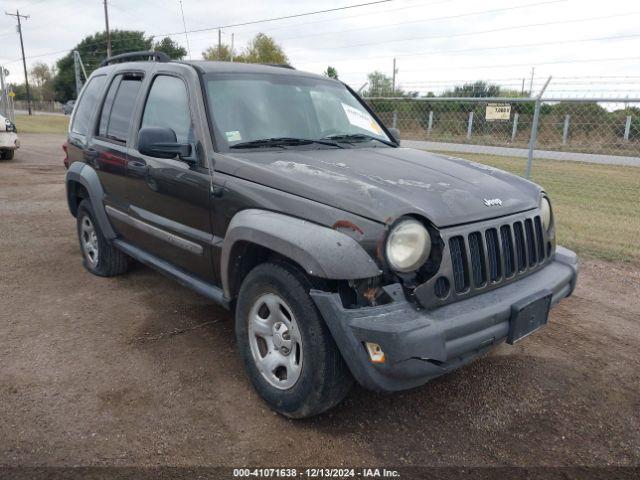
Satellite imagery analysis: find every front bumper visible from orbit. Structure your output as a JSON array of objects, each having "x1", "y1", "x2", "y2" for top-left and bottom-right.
[
  {"x1": 0, "y1": 132, "x2": 20, "y2": 150},
  {"x1": 311, "y1": 246, "x2": 579, "y2": 392}
]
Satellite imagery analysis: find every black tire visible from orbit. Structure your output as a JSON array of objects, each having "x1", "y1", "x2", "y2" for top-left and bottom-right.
[
  {"x1": 235, "y1": 262, "x2": 353, "y2": 418},
  {"x1": 76, "y1": 199, "x2": 128, "y2": 277},
  {"x1": 1, "y1": 149, "x2": 14, "y2": 160}
]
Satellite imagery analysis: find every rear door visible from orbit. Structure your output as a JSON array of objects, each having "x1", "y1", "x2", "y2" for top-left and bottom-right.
[
  {"x1": 120, "y1": 69, "x2": 215, "y2": 282},
  {"x1": 90, "y1": 72, "x2": 144, "y2": 208}
]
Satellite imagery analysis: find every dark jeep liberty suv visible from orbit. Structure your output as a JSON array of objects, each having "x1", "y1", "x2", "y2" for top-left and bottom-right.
[{"x1": 65, "y1": 52, "x2": 579, "y2": 418}]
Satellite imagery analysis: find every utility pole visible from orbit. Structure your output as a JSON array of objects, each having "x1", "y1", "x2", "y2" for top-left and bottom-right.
[
  {"x1": 179, "y1": 0, "x2": 191, "y2": 60},
  {"x1": 230, "y1": 33, "x2": 234, "y2": 62},
  {"x1": 103, "y1": 0, "x2": 111, "y2": 58},
  {"x1": 5, "y1": 10, "x2": 32, "y2": 115},
  {"x1": 528, "y1": 67, "x2": 535, "y2": 96},
  {"x1": 218, "y1": 29, "x2": 222, "y2": 59}
]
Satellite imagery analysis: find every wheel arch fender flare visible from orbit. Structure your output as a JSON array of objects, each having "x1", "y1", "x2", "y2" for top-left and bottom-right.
[
  {"x1": 65, "y1": 162, "x2": 116, "y2": 240},
  {"x1": 220, "y1": 209, "x2": 382, "y2": 300}
]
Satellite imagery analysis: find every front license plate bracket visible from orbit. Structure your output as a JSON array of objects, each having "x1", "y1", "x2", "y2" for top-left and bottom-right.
[{"x1": 507, "y1": 289, "x2": 552, "y2": 345}]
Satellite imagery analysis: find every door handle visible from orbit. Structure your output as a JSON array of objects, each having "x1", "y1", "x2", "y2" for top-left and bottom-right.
[
  {"x1": 128, "y1": 160, "x2": 148, "y2": 176},
  {"x1": 84, "y1": 148, "x2": 99, "y2": 164}
]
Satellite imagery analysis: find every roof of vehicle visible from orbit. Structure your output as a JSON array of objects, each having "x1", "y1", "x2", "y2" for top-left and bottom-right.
[
  {"x1": 95, "y1": 56, "x2": 333, "y2": 82},
  {"x1": 183, "y1": 60, "x2": 325, "y2": 79}
]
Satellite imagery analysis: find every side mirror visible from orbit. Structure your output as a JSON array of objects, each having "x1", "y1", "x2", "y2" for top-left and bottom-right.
[
  {"x1": 388, "y1": 127, "x2": 401, "y2": 145},
  {"x1": 138, "y1": 127, "x2": 192, "y2": 160}
]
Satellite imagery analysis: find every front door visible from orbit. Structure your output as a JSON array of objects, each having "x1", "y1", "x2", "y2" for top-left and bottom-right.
[{"x1": 122, "y1": 73, "x2": 215, "y2": 282}]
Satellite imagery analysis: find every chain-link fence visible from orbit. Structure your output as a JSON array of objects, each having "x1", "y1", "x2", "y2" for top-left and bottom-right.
[{"x1": 365, "y1": 91, "x2": 640, "y2": 264}]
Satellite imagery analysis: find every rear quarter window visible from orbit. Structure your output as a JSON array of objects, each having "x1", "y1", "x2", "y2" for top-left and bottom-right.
[{"x1": 71, "y1": 75, "x2": 106, "y2": 136}]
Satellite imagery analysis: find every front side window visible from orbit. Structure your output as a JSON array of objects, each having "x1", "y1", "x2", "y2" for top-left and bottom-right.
[
  {"x1": 98, "y1": 74, "x2": 143, "y2": 143},
  {"x1": 141, "y1": 75, "x2": 193, "y2": 144},
  {"x1": 204, "y1": 73, "x2": 390, "y2": 150},
  {"x1": 71, "y1": 75, "x2": 106, "y2": 136}
]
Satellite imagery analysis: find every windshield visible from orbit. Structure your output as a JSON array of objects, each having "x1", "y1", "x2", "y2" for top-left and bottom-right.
[{"x1": 204, "y1": 73, "x2": 392, "y2": 150}]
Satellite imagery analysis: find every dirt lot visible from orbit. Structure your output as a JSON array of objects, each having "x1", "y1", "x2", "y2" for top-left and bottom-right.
[{"x1": 1, "y1": 134, "x2": 639, "y2": 468}]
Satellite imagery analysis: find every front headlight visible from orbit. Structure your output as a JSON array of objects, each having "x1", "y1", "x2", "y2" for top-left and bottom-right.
[
  {"x1": 541, "y1": 197, "x2": 552, "y2": 231},
  {"x1": 385, "y1": 219, "x2": 431, "y2": 273}
]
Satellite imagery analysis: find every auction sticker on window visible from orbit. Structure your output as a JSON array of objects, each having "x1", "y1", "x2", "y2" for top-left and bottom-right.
[
  {"x1": 485, "y1": 103, "x2": 511, "y2": 121},
  {"x1": 226, "y1": 130, "x2": 242, "y2": 142},
  {"x1": 341, "y1": 103, "x2": 383, "y2": 135}
]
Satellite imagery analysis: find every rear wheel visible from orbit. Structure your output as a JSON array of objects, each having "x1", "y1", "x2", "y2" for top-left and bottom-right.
[
  {"x1": 0, "y1": 149, "x2": 14, "y2": 160},
  {"x1": 235, "y1": 262, "x2": 353, "y2": 418},
  {"x1": 76, "y1": 199, "x2": 128, "y2": 277}
]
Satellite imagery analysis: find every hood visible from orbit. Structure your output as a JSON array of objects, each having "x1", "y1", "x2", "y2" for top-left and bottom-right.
[{"x1": 216, "y1": 147, "x2": 541, "y2": 227}]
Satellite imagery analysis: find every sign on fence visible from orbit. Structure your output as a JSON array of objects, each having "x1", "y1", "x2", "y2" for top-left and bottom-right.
[{"x1": 486, "y1": 103, "x2": 511, "y2": 121}]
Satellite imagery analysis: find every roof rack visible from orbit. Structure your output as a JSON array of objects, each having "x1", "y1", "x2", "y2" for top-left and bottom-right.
[
  {"x1": 263, "y1": 63, "x2": 296, "y2": 70},
  {"x1": 100, "y1": 51, "x2": 170, "y2": 67}
]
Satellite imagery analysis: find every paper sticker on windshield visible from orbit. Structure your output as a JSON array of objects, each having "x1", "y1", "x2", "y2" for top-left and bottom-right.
[
  {"x1": 341, "y1": 103, "x2": 383, "y2": 135},
  {"x1": 225, "y1": 130, "x2": 242, "y2": 142}
]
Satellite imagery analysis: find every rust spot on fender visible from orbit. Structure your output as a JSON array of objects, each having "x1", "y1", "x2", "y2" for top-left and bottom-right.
[{"x1": 332, "y1": 220, "x2": 364, "y2": 235}]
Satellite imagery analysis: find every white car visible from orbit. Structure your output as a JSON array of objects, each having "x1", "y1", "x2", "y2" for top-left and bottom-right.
[{"x1": 0, "y1": 114, "x2": 19, "y2": 160}]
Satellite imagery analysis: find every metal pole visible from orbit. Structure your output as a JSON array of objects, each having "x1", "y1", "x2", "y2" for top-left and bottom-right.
[
  {"x1": 511, "y1": 112, "x2": 519, "y2": 142},
  {"x1": 466, "y1": 111, "x2": 474, "y2": 141},
  {"x1": 624, "y1": 115, "x2": 632, "y2": 141},
  {"x1": 5, "y1": 10, "x2": 32, "y2": 115},
  {"x1": 392, "y1": 110, "x2": 397, "y2": 129},
  {"x1": 73, "y1": 51, "x2": 83, "y2": 98},
  {"x1": 0, "y1": 67, "x2": 6, "y2": 118},
  {"x1": 427, "y1": 110, "x2": 433, "y2": 136},
  {"x1": 562, "y1": 114, "x2": 570, "y2": 145},
  {"x1": 179, "y1": 0, "x2": 191, "y2": 60},
  {"x1": 392, "y1": 58, "x2": 396, "y2": 93},
  {"x1": 103, "y1": 0, "x2": 111, "y2": 58},
  {"x1": 528, "y1": 67, "x2": 535, "y2": 95},
  {"x1": 230, "y1": 33, "x2": 234, "y2": 62},
  {"x1": 218, "y1": 29, "x2": 222, "y2": 60},
  {"x1": 525, "y1": 76, "x2": 552, "y2": 179}
]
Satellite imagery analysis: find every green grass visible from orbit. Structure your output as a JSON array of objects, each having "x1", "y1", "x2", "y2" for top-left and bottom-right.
[
  {"x1": 15, "y1": 114, "x2": 69, "y2": 134},
  {"x1": 435, "y1": 152, "x2": 640, "y2": 263}
]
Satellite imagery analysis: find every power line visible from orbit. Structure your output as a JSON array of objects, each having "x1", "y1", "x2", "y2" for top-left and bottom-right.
[
  {"x1": 301, "y1": 31, "x2": 640, "y2": 65},
  {"x1": 1, "y1": 0, "x2": 396, "y2": 66},
  {"x1": 213, "y1": 0, "x2": 451, "y2": 37},
  {"x1": 288, "y1": 10, "x2": 640, "y2": 52},
  {"x1": 276, "y1": 0, "x2": 566, "y2": 42},
  {"x1": 152, "y1": 0, "x2": 394, "y2": 38}
]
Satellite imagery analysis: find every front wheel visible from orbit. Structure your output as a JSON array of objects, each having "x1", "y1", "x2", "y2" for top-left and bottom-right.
[
  {"x1": 0, "y1": 149, "x2": 14, "y2": 160},
  {"x1": 235, "y1": 262, "x2": 353, "y2": 418}
]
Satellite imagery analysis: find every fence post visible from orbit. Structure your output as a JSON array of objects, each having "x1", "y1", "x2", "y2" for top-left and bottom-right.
[
  {"x1": 526, "y1": 76, "x2": 552, "y2": 180},
  {"x1": 624, "y1": 115, "x2": 632, "y2": 141},
  {"x1": 562, "y1": 114, "x2": 570, "y2": 145},
  {"x1": 427, "y1": 110, "x2": 433, "y2": 136},
  {"x1": 466, "y1": 111, "x2": 474, "y2": 140},
  {"x1": 511, "y1": 112, "x2": 519, "y2": 142},
  {"x1": 392, "y1": 110, "x2": 398, "y2": 129}
]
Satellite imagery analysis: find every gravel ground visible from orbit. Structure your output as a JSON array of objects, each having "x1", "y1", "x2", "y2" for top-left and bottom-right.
[{"x1": 1, "y1": 134, "x2": 639, "y2": 468}]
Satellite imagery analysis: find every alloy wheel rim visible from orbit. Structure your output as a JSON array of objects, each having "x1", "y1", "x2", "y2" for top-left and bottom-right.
[
  {"x1": 80, "y1": 215, "x2": 99, "y2": 268},
  {"x1": 248, "y1": 293, "x2": 303, "y2": 390}
]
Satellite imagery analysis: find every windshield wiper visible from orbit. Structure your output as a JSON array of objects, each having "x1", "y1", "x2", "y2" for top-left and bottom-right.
[
  {"x1": 230, "y1": 137, "x2": 343, "y2": 149},
  {"x1": 322, "y1": 133, "x2": 397, "y2": 147}
]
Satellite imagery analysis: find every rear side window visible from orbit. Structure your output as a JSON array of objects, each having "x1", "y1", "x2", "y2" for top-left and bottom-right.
[
  {"x1": 71, "y1": 75, "x2": 106, "y2": 136},
  {"x1": 98, "y1": 74, "x2": 143, "y2": 143},
  {"x1": 141, "y1": 75, "x2": 193, "y2": 144}
]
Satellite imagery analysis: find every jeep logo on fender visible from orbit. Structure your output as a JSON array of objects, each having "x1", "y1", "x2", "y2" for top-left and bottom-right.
[{"x1": 483, "y1": 198, "x2": 503, "y2": 207}]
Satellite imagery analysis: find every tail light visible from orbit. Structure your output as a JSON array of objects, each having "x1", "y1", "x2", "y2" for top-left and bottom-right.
[{"x1": 63, "y1": 142, "x2": 69, "y2": 169}]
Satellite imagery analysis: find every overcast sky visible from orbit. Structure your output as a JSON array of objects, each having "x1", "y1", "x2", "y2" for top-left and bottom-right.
[{"x1": 1, "y1": 0, "x2": 640, "y2": 97}]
